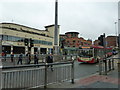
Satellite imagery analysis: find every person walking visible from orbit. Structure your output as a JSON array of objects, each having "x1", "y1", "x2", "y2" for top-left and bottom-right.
[
  {"x1": 4, "y1": 52, "x2": 6, "y2": 61},
  {"x1": 34, "y1": 52, "x2": 38, "y2": 64},
  {"x1": 28, "y1": 52, "x2": 31, "y2": 64},
  {"x1": 46, "y1": 53, "x2": 54, "y2": 71},
  {"x1": 11, "y1": 53, "x2": 14, "y2": 62},
  {"x1": 26, "y1": 52, "x2": 31, "y2": 64},
  {"x1": 17, "y1": 53, "x2": 23, "y2": 65}
]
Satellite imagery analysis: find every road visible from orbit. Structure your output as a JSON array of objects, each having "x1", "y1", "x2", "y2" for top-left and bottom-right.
[{"x1": 74, "y1": 61, "x2": 98, "y2": 79}]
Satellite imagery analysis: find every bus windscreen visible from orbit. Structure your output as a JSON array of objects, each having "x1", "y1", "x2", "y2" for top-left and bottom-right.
[{"x1": 79, "y1": 49, "x2": 93, "y2": 58}]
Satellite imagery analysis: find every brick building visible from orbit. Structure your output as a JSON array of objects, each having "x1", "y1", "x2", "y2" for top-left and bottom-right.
[
  {"x1": 60, "y1": 32, "x2": 92, "y2": 48},
  {"x1": 106, "y1": 36, "x2": 118, "y2": 47},
  {"x1": 93, "y1": 40, "x2": 100, "y2": 46},
  {"x1": 93, "y1": 36, "x2": 118, "y2": 48}
]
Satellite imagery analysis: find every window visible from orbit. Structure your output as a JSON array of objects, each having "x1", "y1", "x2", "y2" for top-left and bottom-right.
[
  {"x1": 8, "y1": 36, "x2": 12, "y2": 41},
  {"x1": 39, "y1": 40, "x2": 42, "y2": 44},
  {"x1": 0, "y1": 35, "x2": 2, "y2": 40},
  {"x1": 3, "y1": 35, "x2": 8, "y2": 41}
]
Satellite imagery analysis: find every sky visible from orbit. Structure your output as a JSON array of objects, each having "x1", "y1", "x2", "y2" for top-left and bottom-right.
[{"x1": 0, "y1": 0, "x2": 119, "y2": 41}]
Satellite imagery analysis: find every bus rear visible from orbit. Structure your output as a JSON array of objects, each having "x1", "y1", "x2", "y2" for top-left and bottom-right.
[{"x1": 77, "y1": 47, "x2": 95, "y2": 63}]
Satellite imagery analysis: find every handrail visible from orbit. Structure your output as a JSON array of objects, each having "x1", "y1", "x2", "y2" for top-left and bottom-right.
[{"x1": 2, "y1": 61, "x2": 73, "y2": 69}]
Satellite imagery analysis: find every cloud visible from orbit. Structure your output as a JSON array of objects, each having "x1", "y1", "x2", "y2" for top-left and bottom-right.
[{"x1": 0, "y1": 1, "x2": 118, "y2": 41}]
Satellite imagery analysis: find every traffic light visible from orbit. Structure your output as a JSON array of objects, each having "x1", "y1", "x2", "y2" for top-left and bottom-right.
[
  {"x1": 30, "y1": 38, "x2": 34, "y2": 47},
  {"x1": 24, "y1": 38, "x2": 29, "y2": 46},
  {"x1": 98, "y1": 35, "x2": 104, "y2": 46}
]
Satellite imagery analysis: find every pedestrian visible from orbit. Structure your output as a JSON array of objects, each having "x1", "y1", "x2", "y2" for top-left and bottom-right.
[
  {"x1": 2, "y1": 52, "x2": 5, "y2": 60},
  {"x1": 17, "y1": 53, "x2": 23, "y2": 65},
  {"x1": 46, "y1": 53, "x2": 54, "y2": 71},
  {"x1": 4, "y1": 52, "x2": 7, "y2": 61},
  {"x1": 11, "y1": 53, "x2": 14, "y2": 62},
  {"x1": 26, "y1": 52, "x2": 31, "y2": 64},
  {"x1": 34, "y1": 52, "x2": 38, "y2": 64}
]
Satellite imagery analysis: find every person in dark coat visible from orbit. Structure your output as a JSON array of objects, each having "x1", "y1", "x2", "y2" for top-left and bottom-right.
[
  {"x1": 46, "y1": 53, "x2": 53, "y2": 71},
  {"x1": 34, "y1": 52, "x2": 38, "y2": 64},
  {"x1": 4, "y1": 52, "x2": 6, "y2": 61},
  {"x1": 11, "y1": 53, "x2": 14, "y2": 62},
  {"x1": 26, "y1": 52, "x2": 31, "y2": 64},
  {"x1": 17, "y1": 53, "x2": 23, "y2": 65}
]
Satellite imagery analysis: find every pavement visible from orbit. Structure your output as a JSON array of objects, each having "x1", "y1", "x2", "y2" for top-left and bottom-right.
[
  {"x1": 44, "y1": 69, "x2": 119, "y2": 89},
  {"x1": 38, "y1": 55, "x2": 120, "y2": 89}
]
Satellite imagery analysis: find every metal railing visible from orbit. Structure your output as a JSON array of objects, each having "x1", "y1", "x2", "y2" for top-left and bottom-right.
[
  {"x1": 99, "y1": 57, "x2": 120, "y2": 75},
  {"x1": 2, "y1": 54, "x2": 76, "y2": 66},
  {"x1": 1, "y1": 61, "x2": 74, "y2": 89}
]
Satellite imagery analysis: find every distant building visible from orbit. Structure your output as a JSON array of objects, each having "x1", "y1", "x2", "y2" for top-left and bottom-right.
[
  {"x1": 59, "y1": 32, "x2": 92, "y2": 55},
  {"x1": 106, "y1": 36, "x2": 118, "y2": 47},
  {"x1": 65, "y1": 32, "x2": 92, "y2": 47},
  {"x1": 0, "y1": 23, "x2": 60, "y2": 55},
  {"x1": 93, "y1": 40, "x2": 100, "y2": 46},
  {"x1": 93, "y1": 35, "x2": 118, "y2": 48}
]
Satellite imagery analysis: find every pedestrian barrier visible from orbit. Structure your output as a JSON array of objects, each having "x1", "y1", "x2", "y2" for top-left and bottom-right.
[
  {"x1": 2, "y1": 54, "x2": 76, "y2": 66},
  {"x1": 1, "y1": 61, "x2": 74, "y2": 89},
  {"x1": 99, "y1": 57, "x2": 120, "y2": 75}
]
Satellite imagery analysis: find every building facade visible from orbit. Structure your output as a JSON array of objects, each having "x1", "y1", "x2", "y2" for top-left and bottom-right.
[
  {"x1": 93, "y1": 40, "x2": 100, "y2": 46},
  {"x1": 106, "y1": 36, "x2": 118, "y2": 47},
  {"x1": 59, "y1": 32, "x2": 92, "y2": 55},
  {"x1": 93, "y1": 36, "x2": 118, "y2": 48},
  {"x1": 60, "y1": 32, "x2": 92, "y2": 48},
  {"x1": 0, "y1": 23, "x2": 60, "y2": 55}
]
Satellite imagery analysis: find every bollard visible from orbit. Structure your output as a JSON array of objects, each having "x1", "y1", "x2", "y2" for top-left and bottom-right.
[
  {"x1": 108, "y1": 59, "x2": 111, "y2": 71},
  {"x1": 112, "y1": 58, "x2": 115, "y2": 70},
  {"x1": 44, "y1": 63, "x2": 48, "y2": 89},
  {"x1": 71, "y1": 60, "x2": 74, "y2": 84},
  {"x1": 99, "y1": 59, "x2": 102, "y2": 75},
  {"x1": 104, "y1": 59, "x2": 107, "y2": 75}
]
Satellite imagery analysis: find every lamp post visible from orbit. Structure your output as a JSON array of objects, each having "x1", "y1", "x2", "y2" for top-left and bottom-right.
[
  {"x1": 54, "y1": 0, "x2": 59, "y2": 55},
  {"x1": 115, "y1": 22, "x2": 118, "y2": 47}
]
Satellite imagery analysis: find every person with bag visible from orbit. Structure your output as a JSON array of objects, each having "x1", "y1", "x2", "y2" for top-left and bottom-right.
[
  {"x1": 11, "y1": 53, "x2": 14, "y2": 62},
  {"x1": 46, "y1": 53, "x2": 54, "y2": 71},
  {"x1": 17, "y1": 53, "x2": 23, "y2": 65},
  {"x1": 34, "y1": 52, "x2": 38, "y2": 64}
]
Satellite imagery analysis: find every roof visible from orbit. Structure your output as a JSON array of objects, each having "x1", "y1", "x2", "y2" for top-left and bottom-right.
[
  {"x1": 44, "y1": 24, "x2": 60, "y2": 28},
  {"x1": 65, "y1": 32, "x2": 79, "y2": 34},
  {"x1": 60, "y1": 34, "x2": 65, "y2": 36},
  {"x1": 0, "y1": 22, "x2": 46, "y2": 32}
]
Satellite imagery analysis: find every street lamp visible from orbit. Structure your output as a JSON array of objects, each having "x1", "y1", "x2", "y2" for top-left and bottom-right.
[
  {"x1": 115, "y1": 22, "x2": 118, "y2": 47},
  {"x1": 54, "y1": 0, "x2": 59, "y2": 55}
]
